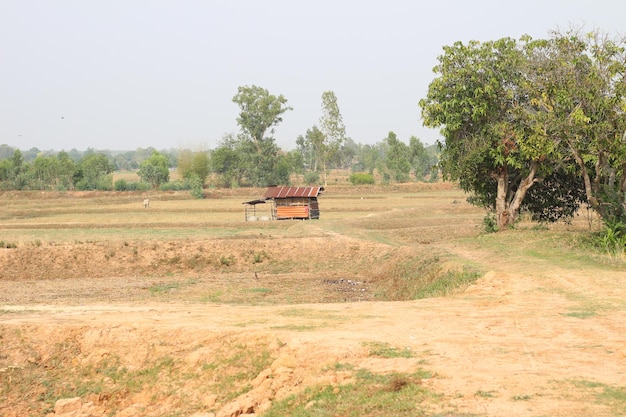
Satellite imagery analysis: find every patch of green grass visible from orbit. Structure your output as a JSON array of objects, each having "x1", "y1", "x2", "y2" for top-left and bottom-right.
[
  {"x1": 199, "y1": 291, "x2": 223, "y2": 303},
  {"x1": 278, "y1": 308, "x2": 344, "y2": 321},
  {"x1": 378, "y1": 252, "x2": 483, "y2": 301},
  {"x1": 564, "y1": 310, "x2": 597, "y2": 319},
  {"x1": 323, "y1": 362, "x2": 356, "y2": 372},
  {"x1": 270, "y1": 324, "x2": 325, "y2": 332},
  {"x1": 363, "y1": 341, "x2": 413, "y2": 359},
  {"x1": 512, "y1": 394, "x2": 532, "y2": 401},
  {"x1": 148, "y1": 278, "x2": 198, "y2": 295},
  {"x1": 475, "y1": 390, "x2": 497, "y2": 398},
  {"x1": 263, "y1": 368, "x2": 438, "y2": 417},
  {"x1": 414, "y1": 265, "x2": 483, "y2": 299},
  {"x1": 549, "y1": 379, "x2": 626, "y2": 416},
  {"x1": 246, "y1": 287, "x2": 272, "y2": 294}
]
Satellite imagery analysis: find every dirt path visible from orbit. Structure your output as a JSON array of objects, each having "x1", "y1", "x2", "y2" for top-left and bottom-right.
[{"x1": 2, "y1": 264, "x2": 625, "y2": 417}]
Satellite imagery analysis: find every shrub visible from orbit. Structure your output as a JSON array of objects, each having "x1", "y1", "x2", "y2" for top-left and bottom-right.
[
  {"x1": 188, "y1": 174, "x2": 204, "y2": 199},
  {"x1": 599, "y1": 219, "x2": 626, "y2": 257},
  {"x1": 482, "y1": 213, "x2": 498, "y2": 233},
  {"x1": 303, "y1": 171, "x2": 320, "y2": 185},
  {"x1": 160, "y1": 181, "x2": 191, "y2": 191},
  {"x1": 349, "y1": 173, "x2": 375, "y2": 185},
  {"x1": 114, "y1": 179, "x2": 128, "y2": 191}
]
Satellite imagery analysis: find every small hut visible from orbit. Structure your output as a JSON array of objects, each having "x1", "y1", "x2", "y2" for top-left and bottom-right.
[
  {"x1": 265, "y1": 186, "x2": 324, "y2": 220},
  {"x1": 243, "y1": 186, "x2": 324, "y2": 221}
]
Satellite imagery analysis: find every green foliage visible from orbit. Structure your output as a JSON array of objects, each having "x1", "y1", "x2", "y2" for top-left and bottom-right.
[
  {"x1": 75, "y1": 153, "x2": 114, "y2": 190},
  {"x1": 138, "y1": 151, "x2": 170, "y2": 189},
  {"x1": 215, "y1": 101, "x2": 290, "y2": 187},
  {"x1": 317, "y1": 91, "x2": 347, "y2": 185},
  {"x1": 114, "y1": 179, "x2": 151, "y2": 191},
  {"x1": 349, "y1": 173, "x2": 375, "y2": 185},
  {"x1": 482, "y1": 213, "x2": 499, "y2": 233},
  {"x1": 274, "y1": 155, "x2": 292, "y2": 186},
  {"x1": 522, "y1": 168, "x2": 587, "y2": 223},
  {"x1": 303, "y1": 171, "x2": 320, "y2": 185},
  {"x1": 409, "y1": 136, "x2": 438, "y2": 180},
  {"x1": 263, "y1": 369, "x2": 435, "y2": 417},
  {"x1": 232, "y1": 84, "x2": 292, "y2": 148},
  {"x1": 113, "y1": 178, "x2": 128, "y2": 191},
  {"x1": 599, "y1": 219, "x2": 626, "y2": 257},
  {"x1": 178, "y1": 150, "x2": 210, "y2": 184},
  {"x1": 188, "y1": 174, "x2": 204, "y2": 199},
  {"x1": 420, "y1": 30, "x2": 626, "y2": 229},
  {"x1": 210, "y1": 136, "x2": 245, "y2": 187},
  {"x1": 363, "y1": 341, "x2": 413, "y2": 359},
  {"x1": 383, "y1": 131, "x2": 412, "y2": 183}
]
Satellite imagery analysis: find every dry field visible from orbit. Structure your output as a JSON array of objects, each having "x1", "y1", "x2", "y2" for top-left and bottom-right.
[{"x1": 1, "y1": 182, "x2": 625, "y2": 417}]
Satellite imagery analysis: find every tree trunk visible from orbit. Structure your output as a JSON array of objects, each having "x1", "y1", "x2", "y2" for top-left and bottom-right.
[
  {"x1": 493, "y1": 161, "x2": 540, "y2": 230},
  {"x1": 571, "y1": 147, "x2": 603, "y2": 217},
  {"x1": 494, "y1": 168, "x2": 510, "y2": 229}
]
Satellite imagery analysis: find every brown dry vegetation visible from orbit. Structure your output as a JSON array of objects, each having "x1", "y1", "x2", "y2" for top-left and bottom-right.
[{"x1": 1, "y1": 182, "x2": 625, "y2": 417}]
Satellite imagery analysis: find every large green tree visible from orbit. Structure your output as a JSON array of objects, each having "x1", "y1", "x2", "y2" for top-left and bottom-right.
[
  {"x1": 420, "y1": 37, "x2": 562, "y2": 229},
  {"x1": 232, "y1": 85, "x2": 292, "y2": 186},
  {"x1": 75, "y1": 153, "x2": 114, "y2": 190},
  {"x1": 524, "y1": 30, "x2": 626, "y2": 224},
  {"x1": 210, "y1": 135, "x2": 245, "y2": 188},
  {"x1": 178, "y1": 150, "x2": 210, "y2": 184},
  {"x1": 138, "y1": 151, "x2": 170, "y2": 189},
  {"x1": 383, "y1": 131, "x2": 411, "y2": 183}
]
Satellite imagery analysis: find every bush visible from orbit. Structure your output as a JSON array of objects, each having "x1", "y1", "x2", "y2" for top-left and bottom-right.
[
  {"x1": 159, "y1": 181, "x2": 191, "y2": 191},
  {"x1": 303, "y1": 171, "x2": 320, "y2": 185},
  {"x1": 349, "y1": 173, "x2": 375, "y2": 185},
  {"x1": 115, "y1": 179, "x2": 151, "y2": 191},
  {"x1": 188, "y1": 174, "x2": 204, "y2": 199},
  {"x1": 482, "y1": 213, "x2": 498, "y2": 233},
  {"x1": 114, "y1": 179, "x2": 128, "y2": 191},
  {"x1": 599, "y1": 219, "x2": 626, "y2": 257}
]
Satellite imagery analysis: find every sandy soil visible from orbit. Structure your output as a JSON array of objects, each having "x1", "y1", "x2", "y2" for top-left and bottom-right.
[{"x1": 2, "y1": 233, "x2": 625, "y2": 417}]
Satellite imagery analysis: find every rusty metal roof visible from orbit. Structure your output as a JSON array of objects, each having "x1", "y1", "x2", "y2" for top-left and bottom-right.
[
  {"x1": 263, "y1": 186, "x2": 324, "y2": 199},
  {"x1": 242, "y1": 199, "x2": 267, "y2": 205}
]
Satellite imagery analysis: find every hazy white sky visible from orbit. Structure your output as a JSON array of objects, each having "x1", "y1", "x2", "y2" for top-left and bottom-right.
[{"x1": 1, "y1": 0, "x2": 624, "y2": 152}]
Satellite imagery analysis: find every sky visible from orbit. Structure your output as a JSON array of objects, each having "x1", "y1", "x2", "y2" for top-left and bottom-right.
[{"x1": 1, "y1": 0, "x2": 624, "y2": 152}]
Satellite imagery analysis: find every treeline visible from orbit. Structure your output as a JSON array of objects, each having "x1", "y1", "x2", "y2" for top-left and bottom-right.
[
  {"x1": 1, "y1": 85, "x2": 440, "y2": 192},
  {"x1": 0, "y1": 136, "x2": 438, "y2": 192}
]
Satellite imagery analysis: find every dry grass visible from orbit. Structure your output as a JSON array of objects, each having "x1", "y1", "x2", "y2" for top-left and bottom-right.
[{"x1": 0, "y1": 182, "x2": 485, "y2": 305}]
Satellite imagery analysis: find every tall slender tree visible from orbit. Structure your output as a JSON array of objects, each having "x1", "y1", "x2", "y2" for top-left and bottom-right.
[
  {"x1": 318, "y1": 91, "x2": 347, "y2": 186},
  {"x1": 232, "y1": 85, "x2": 292, "y2": 186}
]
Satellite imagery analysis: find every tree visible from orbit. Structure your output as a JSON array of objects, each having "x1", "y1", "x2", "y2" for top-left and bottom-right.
[
  {"x1": 178, "y1": 150, "x2": 210, "y2": 185},
  {"x1": 56, "y1": 151, "x2": 76, "y2": 190},
  {"x1": 524, "y1": 30, "x2": 626, "y2": 225},
  {"x1": 232, "y1": 85, "x2": 292, "y2": 186},
  {"x1": 383, "y1": 131, "x2": 411, "y2": 183},
  {"x1": 232, "y1": 85, "x2": 292, "y2": 153},
  {"x1": 30, "y1": 155, "x2": 56, "y2": 190},
  {"x1": 420, "y1": 37, "x2": 557, "y2": 229},
  {"x1": 138, "y1": 151, "x2": 170, "y2": 189},
  {"x1": 75, "y1": 153, "x2": 114, "y2": 190},
  {"x1": 409, "y1": 136, "x2": 437, "y2": 180},
  {"x1": 210, "y1": 134, "x2": 246, "y2": 188},
  {"x1": 318, "y1": 91, "x2": 347, "y2": 186},
  {"x1": 299, "y1": 125, "x2": 325, "y2": 173}
]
